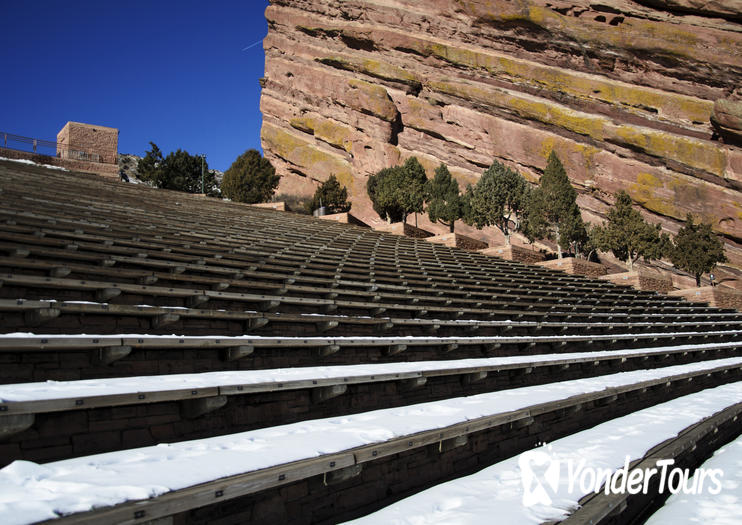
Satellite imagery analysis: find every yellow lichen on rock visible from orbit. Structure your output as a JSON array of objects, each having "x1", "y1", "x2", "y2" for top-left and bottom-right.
[
  {"x1": 289, "y1": 115, "x2": 354, "y2": 153},
  {"x1": 610, "y1": 125, "x2": 727, "y2": 177},
  {"x1": 346, "y1": 79, "x2": 398, "y2": 122},
  {"x1": 319, "y1": 54, "x2": 421, "y2": 87},
  {"x1": 431, "y1": 78, "x2": 725, "y2": 177},
  {"x1": 462, "y1": 2, "x2": 739, "y2": 68},
  {"x1": 629, "y1": 171, "x2": 717, "y2": 225},
  {"x1": 432, "y1": 79, "x2": 608, "y2": 139},
  {"x1": 419, "y1": 29, "x2": 712, "y2": 128},
  {"x1": 261, "y1": 122, "x2": 353, "y2": 184},
  {"x1": 629, "y1": 172, "x2": 678, "y2": 219}
]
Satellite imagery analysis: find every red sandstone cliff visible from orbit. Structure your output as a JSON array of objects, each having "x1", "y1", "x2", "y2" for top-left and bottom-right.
[{"x1": 259, "y1": 0, "x2": 742, "y2": 271}]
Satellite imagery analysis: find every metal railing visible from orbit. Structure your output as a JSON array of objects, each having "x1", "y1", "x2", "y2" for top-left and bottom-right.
[
  {"x1": 1, "y1": 131, "x2": 116, "y2": 164},
  {"x1": 1, "y1": 131, "x2": 58, "y2": 157}
]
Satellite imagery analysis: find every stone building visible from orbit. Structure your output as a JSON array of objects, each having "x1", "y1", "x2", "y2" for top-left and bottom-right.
[
  {"x1": 57, "y1": 121, "x2": 118, "y2": 166},
  {"x1": 1, "y1": 121, "x2": 120, "y2": 178}
]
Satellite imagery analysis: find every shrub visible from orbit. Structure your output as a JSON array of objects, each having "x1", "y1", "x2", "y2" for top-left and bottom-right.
[{"x1": 220, "y1": 149, "x2": 280, "y2": 203}]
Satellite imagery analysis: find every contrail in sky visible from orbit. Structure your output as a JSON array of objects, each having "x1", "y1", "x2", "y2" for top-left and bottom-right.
[{"x1": 242, "y1": 40, "x2": 263, "y2": 51}]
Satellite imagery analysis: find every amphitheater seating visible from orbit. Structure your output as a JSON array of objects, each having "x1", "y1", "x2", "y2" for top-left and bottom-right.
[
  {"x1": 0, "y1": 158, "x2": 741, "y2": 524},
  {"x1": 348, "y1": 381, "x2": 742, "y2": 525}
]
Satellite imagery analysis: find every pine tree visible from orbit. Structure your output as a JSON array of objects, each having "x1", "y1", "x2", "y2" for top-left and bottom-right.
[
  {"x1": 670, "y1": 214, "x2": 727, "y2": 286},
  {"x1": 367, "y1": 157, "x2": 428, "y2": 224},
  {"x1": 367, "y1": 166, "x2": 405, "y2": 223},
  {"x1": 560, "y1": 202, "x2": 591, "y2": 258},
  {"x1": 138, "y1": 143, "x2": 218, "y2": 195},
  {"x1": 425, "y1": 163, "x2": 463, "y2": 233},
  {"x1": 137, "y1": 142, "x2": 163, "y2": 185},
  {"x1": 221, "y1": 149, "x2": 280, "y2": 204},
  {"x1": 158, "y1": 149, "x2": 219, "y2": 195},
  {"x1": 591, "y1": 191, "x2": 668, "y2": 271},
  {"x1": 519, "y1": 185, "x2": 548, "y2": 245},
  {"x1": 464, "y1": 160, "x2": 527, "y2": 244},
  {"x1": 527, "y1": 151, "x2": 586, "y2": 258},
  {"x1": 399, "y1": 157, "x2": 428, "y2": 223},
  {"x1": 307, "y1": 175, "x2": 350, "y2": 214}
]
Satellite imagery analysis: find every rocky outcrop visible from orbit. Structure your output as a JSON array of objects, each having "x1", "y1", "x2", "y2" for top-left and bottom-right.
[
  {"x1": 712, "y1": 98, "x2": 742, "y2": 145},
  {"x1": 635, "y1": 0, "x2": 742, "y2": 21},
  {"x1": 260, "y1": 0, "x2": 742, "y2": 268}
]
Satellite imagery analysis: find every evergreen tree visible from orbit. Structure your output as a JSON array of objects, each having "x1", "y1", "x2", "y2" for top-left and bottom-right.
[
  {"x1": 307, "y1": 175, "x2": 350, "y2": 214},
  {"x1": 526, "y1": 151, "x2": 586, "y2": 258},
  {"x1": 464, "y1": 160, "x2": 527, "y2": 244},
  {"x1": 221, "y1": 149, "x2": 280, "y2": 204},
  {"x1": 670, "y1": 214, "x2": 727, "y2": 286},
  {"x1": 137, "y1": 142, "x2": 163, "y2": 185},
  {"x1": 136, "y1": 142, "x2": 218, "y2": 195},
  {"x1": 156, "y1": 149, "x2": 219, "y2": 195},
  {"x1": 591, "y1": 191, "x2": 668, "y2": 271},
  {"x1": 367, "y1": 157, "x2": 428, "y2": 223},
  {"x1": 560, "y1": 202, "x2": 591, "y2": 258},
  {"x1": 399, "y1": 157, "x2": 428, "y2": 223},
  {"x1": 519, "y1": 185, "x2": 548, "y2": 245},
  {"x1": 425, "y1": 163, "x2": 463, "y2": 232},
  {"x1": 138, "y1": 143, "x2": 218, "y2": 195},
  {"x1": 367, "y1": 166, "x2": 405, "y2": 223}
]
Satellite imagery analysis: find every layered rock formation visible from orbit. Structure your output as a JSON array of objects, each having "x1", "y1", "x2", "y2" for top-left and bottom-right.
[{"x1": 260, "y1": 0, "x2": 742, "y2": 269}]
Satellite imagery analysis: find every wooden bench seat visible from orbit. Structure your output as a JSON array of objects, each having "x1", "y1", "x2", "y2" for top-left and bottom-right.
[
  {"x1": 0, "y1": 321, "x2": 739, "y2": 384},
  {"x1": 0, "y1": 216, "x2": 696, "y2": 314},
  {"x1": 3, "y1": 341, "x2": 739, "y2": 418},
  {"x1": 1, "y1": 213, "x2": 669, "y2": 301},
  {"x1": 3, "y1": 270, "x2": 707, "y2": 324},
  {"x1": 0, "y1": 249, "x2": 712, "y2": 316},
  {"x1": 3, "y1": 358, "x2": 740, "y2": 525},
  {"x1": 561, "y1": 400, "x2": 742, "y2": 524}
]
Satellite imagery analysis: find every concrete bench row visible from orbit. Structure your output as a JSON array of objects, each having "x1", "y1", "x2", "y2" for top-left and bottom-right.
[
  {"x1": 1, "y1": 341, "x2": 740, "y2": 466},
  {"x1": 643, "y1": 427, "x2": 742, "y2": 524},
  {"x1": 2, "y1": 303, "x2": 739, "y2": 374},
  {"x1": 0, "y1": 227, "x2": 690, "y2": 314},
  {"x1": 1, "y1": 252, "x2": 705, "y2": 330},
  {"x1": 350, "y1": 382, "x2": 742, "y2": 525},
  {"x1": 2, "y1": 161, "x2": 740, "y2": 524},
  {"x1": 3, "y1": 358, "x2": 741, "y2": 525},
  {"x1": 0, "y1": 272, "x2": 714, "y2": 327},
  {"x1": 0, "y1": 197, "x2": 690, "y2": 303}
]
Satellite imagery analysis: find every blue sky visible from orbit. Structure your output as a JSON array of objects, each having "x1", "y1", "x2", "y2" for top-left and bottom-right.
[{"x1": 1, "y1": 0, "x2": 269, "y2": 172}]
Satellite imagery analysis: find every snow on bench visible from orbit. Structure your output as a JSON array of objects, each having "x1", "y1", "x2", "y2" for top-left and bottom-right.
[
  {"x1": 0, "y1": 340, "x2": 740, "y2": 415},
  {"x1": 1, "y1": 330, "x2": 739, "y2": 352},
  {"x1": 1, "y1": 357, "x2": 742, "y2": 525},
  {"x1": 344, "y1": 380, "x2": 742, "y2": 525},
  {"x1": 645, "y1": 433, "x2": 742, "y2": 525}
]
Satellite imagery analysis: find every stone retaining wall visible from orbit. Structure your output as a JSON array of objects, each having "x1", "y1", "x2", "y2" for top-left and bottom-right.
[
  {"x1": 480, "y1": 244, "x2": 546, "y2": 264},
  {"x1": 318, "y1": 212, "x2": 370, "y2": 227},
  {"x1": 426, "y1": 233, "x2": 488, "y2": 251},
  {"x1": 669, "y1": 286, "x2": 742, "y2": 311},
  {"x1": 374, "y1": 222, "x2": 433, "y2": 238},
  {"x1": 537, "y1": 258, "x2": 607, "y2": 278},
  {"x1": 600, "y1": 269, "x2": 674, "y2": 293}
]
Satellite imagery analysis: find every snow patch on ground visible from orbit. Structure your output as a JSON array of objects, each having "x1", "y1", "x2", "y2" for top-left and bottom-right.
[{"x1": 0, "y1": 156, "x2": 68, "y2": 171}]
